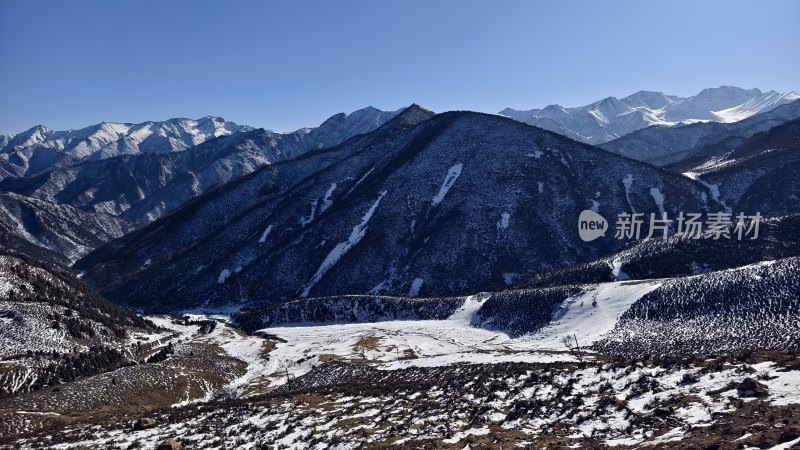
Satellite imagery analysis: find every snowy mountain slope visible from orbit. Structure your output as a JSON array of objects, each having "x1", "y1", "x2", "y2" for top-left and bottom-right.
[
  {"x1": 594, "y1": 257, "x2": 800, "y2": 358},
  {"x1": 0, "y1": 192, "x2": 131, "y2": 265},
  {"x1": 601, "y1": 99, "x2": 800, "y2": 167},
  {"x1": 76, "y1": 109, "x2": 709, "y2": 311},
  {"x1": 501, "y1": 87, "x2": 800, "y2": 145},
  {"x1": 684, "y1": 118, "x2": 800, "y2": 216},
  {"x1": 74, "y1": 105, "x2": 436, "y2": 297},
  {"x1": 0, "y1": 117, "x2": 252, "y2": 180},
  {"x1": 0, "y1": 253, "x2": 156, "y2": 395},
  {"x1": 0, "y1": 107, "x2": 403, "y2": 226},
  {"x1": 521, "y1": 213, "x2": 800, "y2": 289}
]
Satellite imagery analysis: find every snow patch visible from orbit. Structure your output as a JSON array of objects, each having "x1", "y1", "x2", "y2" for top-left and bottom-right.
[
  {"x1": 497, "y1": 212, "x2": 510, "y2": 230},
  {"x1": 299, "y1": 200, "x2": 318, "y2": 227},
  {"x1": 609, "y1": 259, "x2": 630, "y2": 281},
  {"x1": 448, "y1": 293, "x2": 489, "y2": 327},
  {"x1": 408, "y1": 278, "x2": 424, "y2": 297},
  {"x1": 649, "y1": 187, "x2": 665, "y2": 215},
  {"x1": 301, "y1": 191, "x2": 387, "y2": 297},
  {"x1": 321, "y1": 182, "x2": 337, "y2": 212},
  {"x1": 431, "y1": 163, "x2": 463, "y2": 206},
  {"x1": 622, "y1": 175, "x2": 635, "y2": 212},
  {"x1": 526, "y1": 150, "x2": 543, "y2": 159},
  {"x1": 258, "y1": 224, "x2": 273, "y2": 243},
  {"x1": 217, "y1": 269, "x2": 231, "y2": 284},
  {"x1": 523, "y1": 281, "x2": 661, "y2": 350}
]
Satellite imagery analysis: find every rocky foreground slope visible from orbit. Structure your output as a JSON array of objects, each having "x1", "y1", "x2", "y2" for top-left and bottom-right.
[{"x1": 0, "y1": 253, "x2": 155, "y2": 396}]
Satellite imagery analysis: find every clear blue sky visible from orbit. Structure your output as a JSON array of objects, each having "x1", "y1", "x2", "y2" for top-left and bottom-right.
[{"x1": 1, "y1": 0, "x2": 798, "y2": 135}]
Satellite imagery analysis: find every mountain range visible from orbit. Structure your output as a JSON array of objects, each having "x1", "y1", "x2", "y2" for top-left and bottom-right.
[
  {"x1": 0, "y1": 87, "x2": 794, "y2": 329},
  {"x1": 500, "y1": 86, "x2": 799, "y2": 145},
  {"x1": 0, "y1": 117, "x2": 252, "y2": 180},
  {"x1": 0, "y1": 107, "x2": 402, "y2": 263},
  {"x1": 3, "y1": 86, "x2": 800, "y2": 448},
  {"x1": 74, "y1": 106, "x2": 711, "y2": 311},
  {"x1": 601, "y1": 98, "x2": 800, "y2": 166}
]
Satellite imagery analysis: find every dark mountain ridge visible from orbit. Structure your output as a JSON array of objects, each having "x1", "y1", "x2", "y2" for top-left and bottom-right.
[{"x1": 76, "y1": 108, "x2": 710, "y2": 312}]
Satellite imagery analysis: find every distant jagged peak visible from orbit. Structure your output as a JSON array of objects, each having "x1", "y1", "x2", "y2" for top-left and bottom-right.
[
  {"x1": 5, "y1": 124, "x2": 53, "y2": 148},
  {"x1": 537, "y1": 104, "x2": 570, "y2": 117},
  {"x1": 498, "y1": 86, "x2": 799, "y2": 144},
  {"x1": 688, "y1": 86, "x2": 765, "y2": 111},
  {"x1": 622, "y1": 90, "x2": 676, "y2": 109}
]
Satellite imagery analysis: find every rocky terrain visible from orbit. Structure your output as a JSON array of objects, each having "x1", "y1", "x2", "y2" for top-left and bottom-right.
[
  {"x1": 4, "y1": 350, "x2": 800, "y2": 449},
  {"x1": 0, "y1": 253, "x2": 156, "y2": 396}
]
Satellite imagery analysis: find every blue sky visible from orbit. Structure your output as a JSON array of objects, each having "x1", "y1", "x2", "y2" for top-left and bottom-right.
[{"x1": 1, "y1": 0, "x2": 798, "y2": 134}]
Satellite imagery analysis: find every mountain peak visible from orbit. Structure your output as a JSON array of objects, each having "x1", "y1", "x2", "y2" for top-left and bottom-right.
[
  {"x1": 690, "y1": 86, "x2": 763, "y2": 110},
  {"x1": 401, "y1": 103, "x2": 434, "y2": 116},
  {"x1": 383, "y1": 104, "x2": 435, "y2": 128},
  {"x1": 622, "y1": 91, "x2": 675, "y2": 109},
  {"x1": 6, "y1": 125, "x2": 52, "y2": 148},
  {"x1": 538, "y1": 104, "x2": 569, "y2": 118}
]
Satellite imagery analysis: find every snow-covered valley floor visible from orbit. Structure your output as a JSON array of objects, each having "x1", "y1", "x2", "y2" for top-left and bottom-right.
[
  {"x1": 254, "y1": 281, "x2": 663, "y2": 387},
  {"x1": 3, "y1": 280, "x2": 800, "y2": 449}
]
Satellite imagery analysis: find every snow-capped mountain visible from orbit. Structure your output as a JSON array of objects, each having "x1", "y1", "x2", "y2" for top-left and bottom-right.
[
  {"x1": 0, "y1": 107, "x2": 402, "y2": 226},
  {"x1": 4, "y1": 104, "x2": 800, "y2": 450},
  {"x1": 0, "y1": 192, "x2": 131, "y2": 265},
  {"x1": 601, "y1": 99, "x2": 800, "y2": 166},
  {"x1": 686, "y1": 118, "x2": 800, "y2": 216},
  {"x1": 500, "y1": 87, "x2": 800, "y2": 145},
  {"x1": 76, "y1": 107, "x2": 709, "y2": 311},
  {"x1": 0, "y1": 117, "x2": 252, "y2": 180}
]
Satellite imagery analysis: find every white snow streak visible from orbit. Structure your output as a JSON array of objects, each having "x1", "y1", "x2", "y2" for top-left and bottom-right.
[
  {"x1": 299, "y1": 200, "x2": 318, "y2": 227},
  {"x1": 684, "y1": 172, "x2": 732, "y2": 214},
  {"x1": 431, "y1": 163, "x2": 463, "y2": 206},
  {"x1": 321, "y1": 182, "x2": 337, "y2": 212},
  {"x1": 622, "y1": 174, "x2": 635, "y2": 212},
  {"x1": 497, "y1": 212, "x2": 510, "y2": 230},
  {"x1": 649, "y1": 187, "x2": 665, "y2": 215},
  {"x1": 301, "y1": 191, "x2": 387, "y2": 297},
  {"x1": 258, "y1": 224, "x2": 273, "y2": 243}
]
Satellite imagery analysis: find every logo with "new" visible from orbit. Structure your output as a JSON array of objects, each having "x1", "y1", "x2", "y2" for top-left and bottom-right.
[{"x1": 578, "y1": 210, "x2": 608, "y2": 242}]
